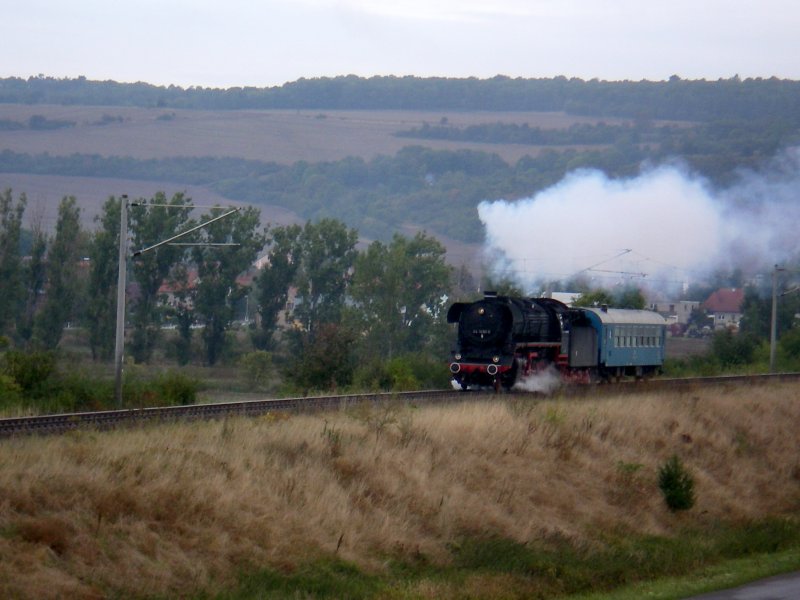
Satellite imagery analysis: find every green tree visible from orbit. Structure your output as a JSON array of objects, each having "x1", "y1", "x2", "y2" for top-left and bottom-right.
[
  {"x1": 86, "y1": 197, "x2": 122, "y2": 360},
  {"x1": 192, "y1": 206, "x2": 265, "y2": 365},
  {"x1": 614, "y1": 286, "x2": 646, "y2": 309},
  {"x1": 573, "y1": 289, "x2": 614, "y2": 308},
  {"x1": 450, "y1": 264, "x2": 478, "y2": 301},
  {"x1": 573, "y1": 286, "x2": 645, "y2": 309},
  {"x1": 658, "y1": 455, "x2": 695, "y2": 512},
  {"x1": 779, "y1": 327, "x2": 800, "y2": 363},
  {"x1": 129, "y1": 192, "x2": 194, "y2": 363},
  {"x1": 739, "y1": 287, "x2": 770, "y2": 339},
  {"x1": 687, "y1": 308, "x2": 714, "y2": 333},
  {"x1": 349, "y1": 232, "x2": 451, "y2": 359},
  {"x1": 479, "y1": 277, "x2": 524, "y2": 298},
  {"x1": 0, "y1": 189, "x2": 26, "y2": 340},
  {"x1": 740, "y1": 284, "x2": 800, "y2": 342},
  {"x1": 711, "y1": 329, "x2": 757, "y2": 367},
  {"x1": 165, "y1": 262, "x2": 195, "y2": 365},
  {"x1": 253, "y1": 223, "x2": 302, "y2": 349},
  {"x1": 293, "y1": 219, "x2": 358, "y2": 334},
  {"x1": 287, "y1": 322, "x2": 356, "y2": 392},
  {"x1": 18, "y1": 219, "x2": 47, "y2": 345},
  {"x1": 33, "y1": 196, "x2": 85, "y2": 349}
]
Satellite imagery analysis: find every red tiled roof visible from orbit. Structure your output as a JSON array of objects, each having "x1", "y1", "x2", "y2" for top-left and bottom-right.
[
  {"x1": 158, "y1": 269, "x2": 198, "y2": 294},
  {"x1": 702, "y1": 288, "x2": 744, "y2": 313}
]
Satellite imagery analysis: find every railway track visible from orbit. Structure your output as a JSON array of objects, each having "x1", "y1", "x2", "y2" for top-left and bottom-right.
[{"x1": 1, "y1": 373, "x2": 798, "y2": 439}]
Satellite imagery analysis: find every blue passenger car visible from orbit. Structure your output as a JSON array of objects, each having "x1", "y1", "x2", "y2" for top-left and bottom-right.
[{"x1": 568, "y1": 306, "x2": 666, "y2": 379}]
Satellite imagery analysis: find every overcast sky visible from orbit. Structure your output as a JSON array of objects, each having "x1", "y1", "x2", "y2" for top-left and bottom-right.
[{"x1": 3, "y1": 0, "x2": 799, "y2": 88}]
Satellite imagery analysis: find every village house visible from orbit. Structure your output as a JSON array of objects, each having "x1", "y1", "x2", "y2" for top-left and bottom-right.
[
  {"x1": 702, "y1": 288, "x2": 745, "y2": 330},
  {"x1": 649, "y1": 300, "x2": 700, "y2": 325}
]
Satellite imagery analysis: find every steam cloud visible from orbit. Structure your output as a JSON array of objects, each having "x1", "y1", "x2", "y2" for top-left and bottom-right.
[
  {"x1": 478, "y1": 148, "x2": 800, "y2": 294},
  {"x1": 513, "y1": 366, "x2": 563, "y2": 393}
]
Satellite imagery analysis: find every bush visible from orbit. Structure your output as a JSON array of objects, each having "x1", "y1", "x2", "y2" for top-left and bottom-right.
[
  {"x1": 239, "y1": 350, "x2": 273, "y2": 390},
  {"x1": 286, "y1": 324, "x2": 356, "y2": 392},
  {"x1": 662, "y1": 356, "x2": 719, "y2": 377},
  {"x1": 48, "y1": 373, "x2": 114, "y2": 413},
  {"x1": 351, "y1": 354, "x2": 452, "y2": 392},
  {"x1": 386, "y1": 359, "x2": 418, "y2": 391},
  {"x1": 2, "y1": 349, "x2": 57, "y2": 396},
  {"x1": 0, "y1": 374, "x2": 22, "y2": 409},
  {"x1": 152, "y1": 371, "x2": 198, "y2": 406},
  {"x1": 658, "y1": 454, "x2": 695, "y2": 512},
  {"x1": 711, "y1": 330, "x2": 757, "y2": 367},
  {"x1": 351, "y1": 359, "x2": 393, "y2": 391},
  {"x1": 391, "y1": 354, "x2": 452, "y2": 390}
]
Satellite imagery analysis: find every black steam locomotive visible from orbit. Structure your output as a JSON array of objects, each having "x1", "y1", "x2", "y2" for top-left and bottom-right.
[{"x1": 447, "y1": 292, "x2": 666, "y2": 389}]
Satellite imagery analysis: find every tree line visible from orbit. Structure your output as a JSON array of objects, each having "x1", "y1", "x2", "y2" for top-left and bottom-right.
[
  {"x1": 395, "y1": 117, "x2": 799, "y2": 160},
  {"x1": 0, "y1": 189, "x2": 472, "y2": 396},
  {"x1": 2, "y1": 185, "x2": 798, "y2": 408},
  {"x1": 3, "y1": 74, "x2": 800, "y2": 123}
]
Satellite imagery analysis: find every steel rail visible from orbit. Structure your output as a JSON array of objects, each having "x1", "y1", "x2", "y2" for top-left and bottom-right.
[
  {"x1": 0, "y1": 389, "x2": 472, "y2": 439},
  {"x1": 1, "y1": 373, "x2": 798, "y2": 439}
]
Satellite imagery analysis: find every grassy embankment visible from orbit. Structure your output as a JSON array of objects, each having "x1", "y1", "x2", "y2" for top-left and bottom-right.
[{"x1": 1, "y1": 382, "x2": 799, "y2": 598}]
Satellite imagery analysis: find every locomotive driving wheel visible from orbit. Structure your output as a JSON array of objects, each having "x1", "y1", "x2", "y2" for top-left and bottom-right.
[
  {"x1": 499, "y1": 359, "x2": 519, "y2": 391},
  {"x1": 493, "y1": 377, "x2": 502, "y2": 393}
]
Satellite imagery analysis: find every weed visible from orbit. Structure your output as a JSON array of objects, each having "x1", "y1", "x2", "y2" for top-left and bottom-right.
[
  {"x1": 505, "y1": 396, "x2": 538, "y2": 419},
  {"x1": 321, "y1": 420, "x2": 343, "y2": 458},
  {"x1": 395, "y1": 409, "x2": 416, "y2": 447},
  {"x1": 610, "y1": 461, "x2": 649, "y2": 506},
  {"x1": 347, "y1": 400, "x2": 402, "y2": 447},
  {"x1": 615, "y1": 460, "x2": 644, "y2": 477}
]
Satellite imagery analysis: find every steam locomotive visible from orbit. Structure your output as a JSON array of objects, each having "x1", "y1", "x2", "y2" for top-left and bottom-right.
[{"x1": 447, "y1": 292, "x2": 666, "y2": 390}]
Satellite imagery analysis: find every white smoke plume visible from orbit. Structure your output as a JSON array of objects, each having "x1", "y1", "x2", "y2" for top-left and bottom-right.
[
  {"x1": 512, "y1": 366, "x2": 562, "y2": 394},
  {"x1": 478, "y1": 148, "x2": 800, "y2": 294}
]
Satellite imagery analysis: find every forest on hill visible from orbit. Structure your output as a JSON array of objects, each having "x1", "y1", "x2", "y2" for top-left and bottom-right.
[
  {"x1": 3, "y1": 74, "x2": 800, "y2": 122},
  {"x1": 1, "y1": 75, "x2": 799, "y2": 245}
]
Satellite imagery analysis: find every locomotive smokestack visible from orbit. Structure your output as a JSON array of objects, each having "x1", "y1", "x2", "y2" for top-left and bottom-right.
[
  {"x1": 601, "y1": 304, "x2": 608, "y2": 312},
  {"x1": 484, "y1": 290, "x2": 498, "y2": 297}
]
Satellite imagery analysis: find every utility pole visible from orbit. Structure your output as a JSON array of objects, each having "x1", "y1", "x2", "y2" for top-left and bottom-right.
[
  {"x1": 770, "y1": 265, "x2": 779, "y2": 372},
  {"x1": 770, "y1": 264, "x2": 800, "y2": 373},
  {"x1": 113, "y1": 202, "x2": 240, "y2": 408},
  {"x1": 114, "y1": 195, "x2": 128, "y2": 407}
]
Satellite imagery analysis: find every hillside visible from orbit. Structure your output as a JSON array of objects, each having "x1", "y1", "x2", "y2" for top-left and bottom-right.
[
  {"x1": 0, "y1": 104, "x2": 625, "y2": 259},
  {"x1": 2, "y1": 383, "x2": 799, "y2": 598},
  {"x1": 1, "y1": 75, "x2": 799, "y2": 252}
]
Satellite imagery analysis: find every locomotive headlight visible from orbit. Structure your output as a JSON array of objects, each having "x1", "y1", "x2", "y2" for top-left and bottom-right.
[
  {"x1": 454, "y1": 353, "x2": 462, "y2": 360},
  {"x1": 478, "y1": 308, "x2": 485, "y2": 315},
  {"x1": 492, "y1": 356, "x2": 500, "y2": 363}
]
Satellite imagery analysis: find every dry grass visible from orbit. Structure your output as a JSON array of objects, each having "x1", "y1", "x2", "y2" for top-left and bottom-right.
[{"x1": 1, "y1": 383, "x2": 799, "y2": 598}]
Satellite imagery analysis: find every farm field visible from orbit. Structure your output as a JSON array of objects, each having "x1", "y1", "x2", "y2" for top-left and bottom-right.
[
  {"x1": 0, "y1": 104, "x2": 624, "y2": 164},
  {"x1": 0, "y1": 172, "x2": 305, "y2": 233},
  {"x1": 1, "y1": 382, "x2": 799, "y2": 598}
]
